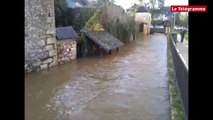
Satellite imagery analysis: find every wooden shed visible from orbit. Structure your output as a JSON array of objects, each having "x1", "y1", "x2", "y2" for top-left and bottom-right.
[{"x1": 81, "y1": 29, "x2": 124, "y2": 56}]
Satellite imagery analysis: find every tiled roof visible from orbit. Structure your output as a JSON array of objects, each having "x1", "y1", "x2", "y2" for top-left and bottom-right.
[
  {"x1": 136, "y1": 6, "x2": 150, "y2": 13},
  {"x1": 82, "y1": 30, "x2": 124, "y2": 52},
  {"x1": 56, "y1": 26, "x2": 78, "y2": 40}
]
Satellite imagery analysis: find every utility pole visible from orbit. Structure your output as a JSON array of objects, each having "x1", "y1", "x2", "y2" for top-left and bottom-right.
[{"x1": 173, "y1": 12, "x2": 176, "y2": 29}]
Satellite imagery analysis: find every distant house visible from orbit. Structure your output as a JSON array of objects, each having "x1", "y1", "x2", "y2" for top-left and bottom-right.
[
  {"x1": 56, "y1": 26, "x2": 79, "y2": 64},
  {"x1": 135, "y1": 6, "x2": 151, "y2": 35},
  {"x1": 81, "y1": 29, "x2": 124, "y2": 56}
]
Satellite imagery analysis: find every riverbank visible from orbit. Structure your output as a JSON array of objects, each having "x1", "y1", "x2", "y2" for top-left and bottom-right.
[{"x1": 167, "y1": 35, "x2": 185, "y2": 120}]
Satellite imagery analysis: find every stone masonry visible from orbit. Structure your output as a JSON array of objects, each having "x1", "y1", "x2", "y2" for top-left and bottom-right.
[
  {"x1": 25, "y1": 0, "x2": 57, "y2": 73},
  {"x1": 57, "y1": 40, "x2": 77, "y2": 65},
  {"x1": 135, "y1": 12, "x2": 151, "y2": 35}
]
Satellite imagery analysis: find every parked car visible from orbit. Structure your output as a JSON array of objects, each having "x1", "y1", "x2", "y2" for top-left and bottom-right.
[
  {"x1": 155, "y1": 25, "x2": 164, "y2": 28},
  {"x1": 174, "y1": 26, "x2": 182, "y2": 30}
]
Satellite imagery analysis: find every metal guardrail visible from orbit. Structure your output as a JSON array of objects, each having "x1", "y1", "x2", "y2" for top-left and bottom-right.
[{"x1": 169, "y1": 36, "x2": 188, "y2": 120}]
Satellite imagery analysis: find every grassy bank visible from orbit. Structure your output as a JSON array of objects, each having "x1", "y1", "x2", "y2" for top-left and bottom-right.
[
  {"x1": 167, "y1": 35, "x2": 185, "y2": 120},
  {"x1": 184, "y1": 33, "x2": 188, "y2": 41},
  {"x1": 172, "y1": 30, "x2": 188, "y2": 42}
]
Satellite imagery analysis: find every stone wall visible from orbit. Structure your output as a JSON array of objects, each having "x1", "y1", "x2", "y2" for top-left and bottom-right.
[
  {"x1": 143, "y1": 25, "x2": 147, "y2": 35},
  {"x1": 143, "y1": 24, "x2": 150, "y2": 35},
  {"x1": 135, "y1": 13, "x2": 151, "y2": 35},
  {"x1": 135, "y1": 13, "x2": 151, "y2": 25},
  {"x1": 25, "y1": 0, "x2": 57, "y2": 73},
  {"x1": 57, "y1": 40, "x2": 77, "y2": 65}
]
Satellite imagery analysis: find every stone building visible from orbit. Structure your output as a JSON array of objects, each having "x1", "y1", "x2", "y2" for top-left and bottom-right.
[
  {"x1": 25, "y1": 0, "x2": 57, "y2": 73},
  {"x1": 56, "y1": 26, "x2": 79, "y2": 65},
  {"x1": 135, "y1": 6, "x2": 151, "y2": 35}
]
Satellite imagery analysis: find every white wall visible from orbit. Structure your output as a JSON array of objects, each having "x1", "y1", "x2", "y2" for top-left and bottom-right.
[{"x1": 135, "y1": 13, "x2": 151, "y2": 25}]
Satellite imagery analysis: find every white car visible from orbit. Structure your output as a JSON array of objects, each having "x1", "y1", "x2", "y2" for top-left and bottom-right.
[
  {"x1": 155, "y1": 25, "x2": 164, "y2": 28},
  {"x1": 174, "y1": 26, "x2": 182, "y2": 30}
]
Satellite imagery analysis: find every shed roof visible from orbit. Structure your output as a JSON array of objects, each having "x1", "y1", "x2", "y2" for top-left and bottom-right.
[
  {"x1": 56, "y1": 26, "x2": 79, "y2": 40},
  {"x1": 136, "y1": 6, "x2": 150, "y2": 13},
  {"x1": 82, "y1": 30, "x2": 124, "y2": 52}
]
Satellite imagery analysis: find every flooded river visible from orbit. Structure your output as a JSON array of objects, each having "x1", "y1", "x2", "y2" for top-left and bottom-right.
[{"x1": 25, "y1": 33, "x2": 170, "y2": 120}]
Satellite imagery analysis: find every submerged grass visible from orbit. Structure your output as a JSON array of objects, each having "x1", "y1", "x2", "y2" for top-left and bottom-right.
[{"x1": 167, "y1": 35, "x2": 185, "y2": 120}]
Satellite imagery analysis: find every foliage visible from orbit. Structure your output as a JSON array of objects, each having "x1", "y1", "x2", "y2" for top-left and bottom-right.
[
  {"x1": 126, "y1": 3, "x2": 140, "y2": 15},
  {"x1": 79, "y1": 34, "x2": 88, "y2": 57},
  {"x1": 184, "y1": 33, "x2": 188, "y2": 41},
  {"x1": 151, "y1": 20, "x2": 164, "y2": 25},
  {"x1": 151, "y1": 19, "x2": 172, "y2": 27},
  {"x1": 160, "y1": 6, "x2": 173, "y2": 17},
  {"x1": 72, "y1": 0, "x2": 111, "y2": 8},
  {"x1": 142, "y1": 0, "x2": 165, "y2": 9},
  {"x1": 146, "y1": 0, "x2": 157, "y2": 9},
  {"x1": 71, "y1": 8, "x2": 96, "y2": 32},
  {"x1": 100, "y1": 5, "x2": 138, "y2": 43},
  {"x1": 138, "y1": 0, "x2": 145, "y2": 5},
  {"x1": 85, "y1": 9, "x2": 102, "y2": 31},
  {"x1": 179, "y1": 13, "x2": 188, "y2": 26},
  {"x1": 98, "y1": 0, "x2": 111, "y2": 5},
  {"x1": 106, "y1": 19, "x2": 130, "y2": 43},
  {"x1": 54, "y1": 0, "x2": 71, "y2": 27},
  {"x1": 84, "y1": 4, "x2": 138, "y2": 43},
  {"x1": 150, "y1": 6, "x2": 173, "y2": 20},
  {"x1": 158, "y1": 0, "x2": 165, "y2": 9},
  {"x1": 95, "y1": 0, "x2": 113, "y2": 7},
  {"x1": 174, "y1": 12, "x2": 188, "y2": 27},
  {"x1": 127, "y1": 0, "x2": 167, "y2": 20},
  {"x1": 54, "y1": 0, "x2": 97, "y2": 30},
  {"x1": 164, "y1": 19, "x2": 173, "y2": 27}
]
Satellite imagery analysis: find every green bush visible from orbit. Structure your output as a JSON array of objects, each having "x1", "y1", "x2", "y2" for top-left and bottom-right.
[
  {"x1": 85, "y1": 9, "x2": 101, "y2": 31},
  {"x1": 84, "y1": 5, "x2": 138, "y2": 43},
  {"x1": 171, "y1": 32, "x2": 178, "y2": 43},
  {"x1": 54, "y1": 0, "x2": 71, "y2": 27},
  {"x1": 79, "y1": 34, "x2": 88, "y2": 57},
  {"x1": 71, "y1": 8, "x2": 97, "y2": 32},
  {"x1": 151, "y1": 20, "x2": 164, "y2": 26},
  {"x1": 184, "y1": 33, "x2": 188, "y2": 41}
]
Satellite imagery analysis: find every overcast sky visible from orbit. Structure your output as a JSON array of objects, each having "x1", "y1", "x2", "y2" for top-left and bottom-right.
[{"x1": 114, "y1": 0, "x2": 188, "y2": 10}]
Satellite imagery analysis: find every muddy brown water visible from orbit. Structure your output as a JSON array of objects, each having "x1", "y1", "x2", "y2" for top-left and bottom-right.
[{"x1": 25, "y1": 33, "x2": 170, "y2": 120}]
